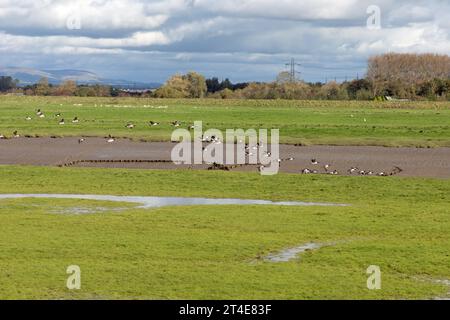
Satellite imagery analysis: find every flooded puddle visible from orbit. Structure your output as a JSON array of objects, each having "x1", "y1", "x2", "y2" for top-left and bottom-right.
[
  {"x1": 0, "y1": 194, "x2": 347, "y2": 209},
  {"x1": 50, "y1": 206, "x2": 128, "y2": 215},
  {"x1": 264, "y1": 242, "x2": 327, "y2": 262}
]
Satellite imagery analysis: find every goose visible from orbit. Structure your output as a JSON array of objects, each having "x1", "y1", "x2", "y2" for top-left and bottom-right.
[
  {"x1": 324, "y1": 164, "x2": 330, "y2": 170},
  {"x1": 36, "y1": 109, "x2": 42, "y2": 116},
  {"x1": 348, "y1": 167, "x2": 358, "y2": 174},
  {"x1": 13, "y1": 131, "x2": 19, "y2": 138},
  {"x1": 171, "y1": 121, "x2": 181, "y2": 127},
  {"x1": 378, "y1": 172, "x2": 387, "y2": 177},
  {"x1": 149, "y1": 121, "x2": 160, "y2": 126},
  {"x1": 311, "y1": 159, "x2": 319, "y2": 165},
  {"x1": 72, "y1": 117, "x2": 79, "y2": 123},
  {"x1": 0, "y1": 134, "x2": 5, "y2": 139},
  {"x1": 288, "y1": 157, "x2": 295, "y2": 161},
  {"x1": 55, "y1": 113, "x2": 61, "y2": 117},
  {"x1": 78, "y1": 138, "x2": 85, "y2": 144},
  {"x1": 302, "y1": 168, "x2": 312, "y2": 174},
  {"x1": 107, "y1": 135, "x2": 115, "y2": 143},
  {"x1": 39, "y1": 113, "x2": 45, "y2": 118},
  {"x1": 125, "y1": 123, "x2": 135, "y2": 129},
  {"x1": 59, "y1": 119, "x2": 65, "y2": 125},
  {"x1": 26, "y1": 116, "x2": 32, "y2": 121},
  {"x1": 330, "y1": 170, "x2": 339, "y2": 175}
]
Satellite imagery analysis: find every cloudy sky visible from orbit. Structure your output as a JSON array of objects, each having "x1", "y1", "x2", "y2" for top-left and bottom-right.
[{"x1": 0, "y1": 0, "x2": 449, "y2": 83}]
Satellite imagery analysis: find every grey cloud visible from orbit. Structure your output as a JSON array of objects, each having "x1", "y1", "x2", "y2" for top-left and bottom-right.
[{"x1": 0, "y1": 0, "x2": 448, "y2": 83}]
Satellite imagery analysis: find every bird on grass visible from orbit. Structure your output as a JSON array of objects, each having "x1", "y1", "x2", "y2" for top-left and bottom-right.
[
  {"x1": 171, "y1": 121, "x2": 181, "y2": 127},
  {"x1": 125, "y1": 123, "x2": 135, "y2": 129},
  {"x1": 59, "y1": 119, "x2": 65, "y2": 125},
  {"x1": 149, "y1": 121, "x2": 160, "y2": 126},
  {"x1": 26, "y1": 116, "x2": 32, "y2": 121},
  {"x1": 13, "y1": 131, "x2": 20, "y2": 138},
  {"x1": 72, "y1": 117, "x2": 79, "y2": 123}
]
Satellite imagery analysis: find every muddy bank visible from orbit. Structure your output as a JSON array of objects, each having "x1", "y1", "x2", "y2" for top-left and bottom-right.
[{"x1": 0, "y1": 137, "x2": 449, "y2": 178}]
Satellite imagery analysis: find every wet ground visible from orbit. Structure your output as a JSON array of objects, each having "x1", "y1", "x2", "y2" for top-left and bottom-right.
[
  {"x1": 0, "y1": 137, "x2": 449, "y2": 178},
  {"x1": 0, "y1": 194, "x2": 347, "y2": 209}
]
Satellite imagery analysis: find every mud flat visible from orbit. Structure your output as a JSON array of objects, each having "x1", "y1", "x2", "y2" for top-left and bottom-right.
[{"x1": 1, "y1": 137, "x2": 449, "y2": 178}]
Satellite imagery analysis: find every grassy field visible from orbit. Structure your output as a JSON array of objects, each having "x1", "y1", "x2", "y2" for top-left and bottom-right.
[
  {"x1": 0, "y1": 96, "x2": 449, "y2": 146},
  {"x1": 0, "y1": 166, "x2": 449, "y2": 300},
  {"x1": 0, "y1": 96, "x2": 449, "y2": 300}
]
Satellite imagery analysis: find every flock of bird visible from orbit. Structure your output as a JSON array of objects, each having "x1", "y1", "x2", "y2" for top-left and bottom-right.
[
  {"x1": 0, "y1": 112, "x2": 404, "y2": 177},
  {"x1": 25, "y1": 109, "x2": 80, "y2": 126},
  {"x1": 300, "y1": 158, "x2": 402, "y2": 176}
]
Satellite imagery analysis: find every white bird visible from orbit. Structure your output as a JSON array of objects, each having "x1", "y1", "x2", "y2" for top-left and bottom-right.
[
  {"x1": 126, "y1": 123, "x2": 135, "y2": 129},
  {"x1": 59, "y1": 119, "x2": 65, "y2": 125},
  {"x1": 72, "y1": 117, "x2": 79, "y2": 123},
  {"x1": 26, "y1": 116, "x2": 32, "y2": 121},
  {"x1": 0, "y1": 134, "x2": 5, "y2": 139},
  {"x1": 39, "y1": 113, "x2": 45, "y2": 118}
]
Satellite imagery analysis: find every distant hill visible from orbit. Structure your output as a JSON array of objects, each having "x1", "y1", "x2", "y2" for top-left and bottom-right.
[{"x1": 0, "y1": 67, "x2": 161, "y2": 89}]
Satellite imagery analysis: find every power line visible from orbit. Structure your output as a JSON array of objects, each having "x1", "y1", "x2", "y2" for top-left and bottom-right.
[{"x1": 285, "y1": 58, "x2": 301, "y2": 82}]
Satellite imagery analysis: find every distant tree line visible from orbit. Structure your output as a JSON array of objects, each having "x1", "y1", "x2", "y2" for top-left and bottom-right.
[
  {"x1": 151, "y1": 53, "x2": 450, "y2": 101},
  {"x1": 2, "y1": 53, "x2": 449, "y2": 100}
]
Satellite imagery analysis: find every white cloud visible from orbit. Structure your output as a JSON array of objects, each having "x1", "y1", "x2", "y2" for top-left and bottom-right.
[{"x1": 0, "y1": 0, "x2": 448, "y2": 82}]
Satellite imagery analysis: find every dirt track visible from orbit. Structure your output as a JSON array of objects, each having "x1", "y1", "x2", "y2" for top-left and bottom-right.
[{"x1": 0, "y1": 137, "x2": 449, "y2": 178}]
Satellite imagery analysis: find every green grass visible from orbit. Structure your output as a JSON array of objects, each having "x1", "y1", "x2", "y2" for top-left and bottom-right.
[
  {"x1": 1, "y1": 96, "x2": 449, "y2": 146},
  {"x1": 0, "y1": 165, "x2": 449, "y2": 299}
]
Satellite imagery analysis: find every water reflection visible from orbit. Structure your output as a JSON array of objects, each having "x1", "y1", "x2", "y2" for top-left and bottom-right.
[{"x1": 0, "y1": 194, "x2": 347, "y2": 208}]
